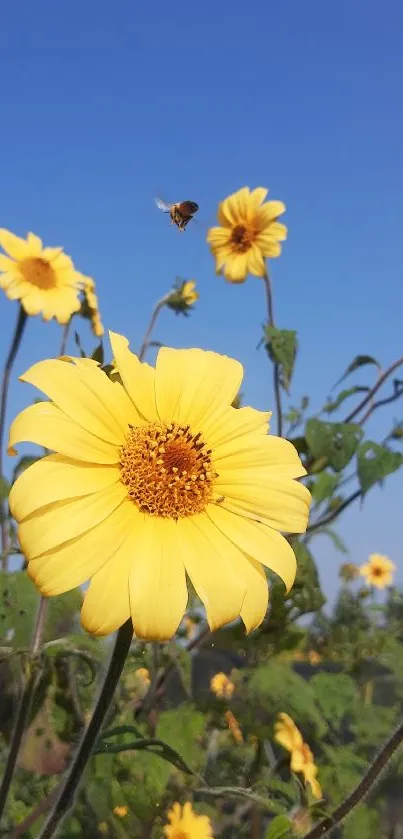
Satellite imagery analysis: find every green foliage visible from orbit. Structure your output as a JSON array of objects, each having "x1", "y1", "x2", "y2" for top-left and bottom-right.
[
  {"x1": 356, "y1": 440, "x2": 403, "y2": 493},
  {"x1": 342, "y1": 804, "x2": 381, "y2": 839},
  {"x1": 244, "y1": 661, "x2": 325, "y2": 735},
  {"x1": 310, "y1": 673, "x2": 358, "y2": 728},
  {"x1": 265, "y1": 326, "x2": 297, "y2": 392},
  {"x1": 305, "y1": 418, "x2": 363, "y2": 472},
  {"x1": 156, "y1": 705, "x2": 206, "y2": 770},
  {"x1": 265, "y1": 814, "x2": 293, "y2": 838},
  {"x1": 311, "y1": 471, "x2": 339, "y2": 503},
  {"x1": 334, "y1": 354, "x2": 380, "y2": 387},
  {"x1": 323, "y1": 386, "x2": 369, "y2": 414}
]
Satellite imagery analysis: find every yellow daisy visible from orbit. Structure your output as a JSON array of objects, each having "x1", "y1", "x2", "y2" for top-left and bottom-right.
[
  {"x1": 0, "y1": 228, "x2": 84, "y2": 324},
  {"x1": 210, "y1": 672, "x2": 235, "y2": 699},
  {"x1": 8, "y1": 332, "x2": 310, "y2": 641},
  {"x1": 359, "y1": 553, "x2": 396, "y2": 589},
  {"x1": 163, "y1": 802, "x2": 213, "y2": 839},
  {"x1": 207, "y1": 187, "x2": 287, "y2": 283},
  {"x1": 274, "y1": 713, "x2": 322, "y2": 800}
]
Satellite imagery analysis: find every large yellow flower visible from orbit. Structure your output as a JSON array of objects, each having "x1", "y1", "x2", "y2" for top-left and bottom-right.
[
  {"x1": 8, "y1": 332, "x2": 310, "y2": 640},
  {"x1": 163, "y1": 802, "x2": 213, "y2": 839},
  {"x1": 274, "y1": 713, "x2": 322, "y2": 800},
  {"x1": 0, "y1": 228, "x2": 84, "y2": 324},
  {"x1": 207, "y1": 187, "x2": 287, "y2": 283},
  {"x1": 359, "y1": 553, "x2": 396, "y2": 589}
]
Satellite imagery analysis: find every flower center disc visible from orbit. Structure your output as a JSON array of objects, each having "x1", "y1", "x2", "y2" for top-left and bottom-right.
[
  {"x1": 20, "y1": 258, "x2": 57, "y2": 290},
  {"x1": 231, "y1": 224, "x2": 255, "y2": 252},
  {"x1": 120, "y1": 422, "x2": 215, "y2": 518}
]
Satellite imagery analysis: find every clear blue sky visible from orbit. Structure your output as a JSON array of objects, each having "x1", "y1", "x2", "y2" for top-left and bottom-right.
[{"x1": 1, "y1": 0, "x2": 402, "y2": 598}]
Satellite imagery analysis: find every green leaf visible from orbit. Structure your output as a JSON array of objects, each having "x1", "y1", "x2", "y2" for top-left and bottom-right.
[
  {"x1": 0, "y1": 477, "x2": 9, "y2": 501},
  {"x1": 311, "y1": 673, "x2": 358, "y2": 727},
  {"x1": 323, "y1": 386, "x2": 369, "y2": 414},
  {"x1": 265, "y1": 815, "x2": 293, "y2": 838},
  {"x1": 74, "y1": 331, "x2": 87, "y2": 358},
  {"x1": 357, "y1": 441, "x2": 403, "y2": 493},
  {"x1": 265, "y1": 327, "x2": 297, "y2": 393},
  {"x1": 0, "y1": 571, "x2": 39, "y2": 647},
  {"x1": 305, "y1": 419, "x2": 363, "y2": 472},
  {"x1": 311, "y1": 472, "x2": 339, "y2": 503},
  {"x1": 308, "y1": 527, "x2": 348, "y2": 554},
  {"x1": 288, "y1": 540, "x2": 326, "y2": 613},
  {"x1": 156, "y1": 706, "x2": 206, "y2": 770},
  {"x1": 91, "y1": 342, "x2": 104, "y2": 365},
  {"x1": 334, "y1": 354, "x2": 380, "y2": 388}
]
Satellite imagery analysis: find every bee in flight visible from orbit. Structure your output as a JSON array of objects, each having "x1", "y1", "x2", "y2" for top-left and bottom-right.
[{"x1": 155, "y1": 197, "x2": 199, "y2": 232}]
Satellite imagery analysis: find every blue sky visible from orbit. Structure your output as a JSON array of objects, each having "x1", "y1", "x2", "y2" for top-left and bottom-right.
[{"x1": 1, "y1": 0, "x2": 402, "y2": 598}]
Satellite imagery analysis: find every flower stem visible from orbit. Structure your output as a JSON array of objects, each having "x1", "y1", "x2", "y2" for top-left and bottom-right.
[
  {"x1": 138, "y1": 297, "x2": 168, "y2": 361},
  {"x1": 0, "y1": 596, "x2": 47, "y2": 819},
  {"x1": 59, "y1": 320, "x2": 72, "y2": 357},
  {"x1": 0, "y1": 304, "x2": 28, "y2": 569},
  {"x1": 262, "y1": 269, "x2": 283, "y2": 437},
  {"x1": 302, "y1": 716, "x2": 403, "y2": 838},
  {"x1": 38, "y1": 619, "x2": 133, "y2": 839}
]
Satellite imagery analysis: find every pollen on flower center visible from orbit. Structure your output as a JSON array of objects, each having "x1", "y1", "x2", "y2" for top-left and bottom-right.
[
  {"x1": 230, "y1": 224, "x2": 255, "y2": 252},
  {"x1": 20, "y1": 258, "x2": 57, "y2": 290},
  {"x1": 120, "y1": 421, "x2": 215, "y2": 518}
]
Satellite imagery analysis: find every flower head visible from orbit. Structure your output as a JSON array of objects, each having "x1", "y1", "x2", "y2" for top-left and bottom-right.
[
  {"x1": 163, "y1": 802, "x2": 213, "y2": 839},
  {"x1": 113, "y1": 806, "x2": 128, "y2": 818},
  {"x1": 167, "y1": 279, "x2": 199, "y2": 315},
  {"x1": 207, "y1": 187, "x2": 287, "y2": 283},
  {"x1": 8, "y1": 332, "x2": 310, "y2": 640},
  {"x1": 0, "y1": 228, "x2": 84, "y2": 324},
  {"x1": 80, "y1": 274, "x2": 104, "y2": 337},
  {"x1": 275, "y1": 713, "x2": 322, "y2": 800},
  {"x1": 359, "y1": 553, "x2": 396, "y2": 589},
  {"x1": 135, "y1": 667, "x2": 151, "y2": 687},
  {"x1": 339, "y1": 562, "x2": 360, "y2": 582},
  {"x1": 210, "y1": 672, "x2": 235, "y2": 700}
]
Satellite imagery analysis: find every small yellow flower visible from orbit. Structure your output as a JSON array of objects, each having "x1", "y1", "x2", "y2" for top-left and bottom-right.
[
  {"x1": 0, "y1": 228, "x2": 84, "y2": 324},
  {"x1": 8, "y1": 332, "x2": 310, "y2": 640},
  {"x1": 167, "y1": 279, "x2": 199, "y2": 315},
  {"x1": 135, "y1": 667, "x2": 151, "y2": 687},
  {"x1": 98, "y1": 822, "x2": 108, "y2": 834},
  {"x1": 308, "y1": 651, "x2": 321, "y2": 666},
  {"x1": 113, "y1": 805, "x2": 128, "y2": 818},
  {"x1": 210, "y1": 672, "x2": 235, "y2": 699},
  {"x1": 359, "y1": 553, "x2": 396, "y2": 589},
  {"x1": 339, "y1": 562, "x2": 360, "y2": 582},
  {"x1": 182, "y1": 280, "x2": 199, "y2": 305},
  {"x1": 78, "y1": 274, "x2": 104, "y2": 338},
  {"x1": 224, "y1": 709, "x2": 244, "y2": 743},
  {"x1": 207, "y1": 187, "x2": 287, "y2": 283},
  {"x1": 163, "y1": 802, "x2": 214, "y2": 839},
  {"x1": 274, "y1": 713, "x2": 322, "y2": 800}
]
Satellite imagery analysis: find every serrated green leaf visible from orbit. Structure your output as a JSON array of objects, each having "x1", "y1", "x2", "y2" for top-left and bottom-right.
[
  {"x1": 312, "y1": 472, "x2": 339, "y2": 503},
  {"x1": 357, "y1": 441, "x2": 403, "y2": 493},
  {"x1": 265, "y1": 327, "x2": 297, "y2": 393},
  {"x1": 265, "y1": 814, "x2": 293, "y2": 838},
  {"x1": 305, "y1": 419, "x2": 363, "y2": 472},
  {"x1": 323, "y1": 386, "x2": 369, "y2": 414},
  {"x1": 334, "y1": 354, "x2": 380, "y2": 388}
]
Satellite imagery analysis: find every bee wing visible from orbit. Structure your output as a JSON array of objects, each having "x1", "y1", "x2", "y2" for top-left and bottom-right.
[{"x1": 155, "y1": 196, "x2": 172, "y2": 213}]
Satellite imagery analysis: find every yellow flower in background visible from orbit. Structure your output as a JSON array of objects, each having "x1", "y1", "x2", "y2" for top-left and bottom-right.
[
  {"x1": 210, "y1": 672, "x2": 235, "y2": 699},
  {"x1": 8, "y1": 331, "x2": 310, "y2": 640},
  {"x1": 167, "y1": 279, "x2": 199, "y2": 315},
  {"x1": 207, "y1": 187, "x2": 287, "y2": 283},
  {"x1": 98, "y1": 823, "x2": 108, "y2": 834},
  {"x1": 275, "y1": 713, "x2": 322, "y2": 800},
  {"x1": 359, "y1": 553, "x2": 396, "y2": 589},
  {"x1": 135, "y1": 667, "x2": 151, "y2": 687},
  {"x1": 163, "y1": 802, "x2": 213, "y2": 839},
  {"x1": 181, "y1": 280, "x2": 199, "y2": 305},
  {"x1": 0, "y1": 228, "x2": 84, "y2": 324},
  {"x1": 80, "y1": 274, "x2": 104, "y2": 338},
  {"x1": 308, "y1": 650, "x2": 321, "y2": 666},
  {"x1": 113, "y1": 806, "x2": 128, "y2": 818},
  {"x1": 224, "y1": 709, "x2": 244, "y2": 743}
]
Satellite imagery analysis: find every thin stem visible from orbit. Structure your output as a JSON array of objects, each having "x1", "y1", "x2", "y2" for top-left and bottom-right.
[
  {"x1": 0, "y1": 596, "x2": 47, "y2": 819},
  {"x1": 59, "y1": 320, "x2": 72, "y2": 357},
  {"x1": 0, "y1": 305, "x2": 28, "y2": 567},
  {"x1": 303, "y1": 716, "x2": 403, "y2": 839},
  {"x1": 38, "y1": 619, "x2": 133, "y2": 839},
  {"x1": 138, "y1": 297, "x2": 168, "y2": 361},
  {"x1": 262, "y1": 269, "x2": 283, "y2": 437},
  {"x1": 343, "y1": 357, "x2": 403, "y2": 424},
  {"x1": 306, "y1": 489, "x2": 362, "y2": 533}
]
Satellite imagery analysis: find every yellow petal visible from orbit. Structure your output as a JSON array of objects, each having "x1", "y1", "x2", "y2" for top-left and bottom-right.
[
  {"x1": 207, "y1": 505, "x2": 297, "y2": 592},
  {"x1": 214, "y1": 434, "x2": 306, "y2": 475},
  {"x1": 258, "y1": 201, "x2": 286, "y2": 226},
  {"x1": 28, "y1": 498, "x2": 136, "y2": 595},
  {"x1": 0, "y1": 255, "x2": 16, "y2": 272},
  {"x1": 247, "y1": 245, "x2": 265, "y2": 277},
  {"x1": 249, "y1": 187, "x2": 269, "y2": 208},
  {"x1": 223, "y1": 252, "x2": 249, "y2": 283},
  {"x1": 176, "y1": 514, "x2": 246, "y2": 631},
  {"x1": 19, "y1": 482, "x2": 128, "y2": 559},
  {"x1": 193, "y1": 512, "x2": 268, "y2": 633},
  {"x1": 81, "y1": 526, "x2": 137, "y2": 635},
  {"x1": 155, "y1": 347, "x2": 243, "y2": 428},
  {"x1": 109, "y1": 331, "x2": 157, "y2": 420},
  {"x1": 72, "y1": 357, "x2": 138, "y2": 433},
  {"x1": 203, "y1": 404, "x2": 271, "y2": 449},
  {"x1": 9, "y1": 454, "x2": 120, "y2": 522},
  {"x1": 206, "y1": 226, "x2": 231, "y2": 247},
  {"x1": 27, "y1": 233, "x2": 43, "y2": 255},
  {"x1": 0, "y1": 229, "x2": 31, "y2": 260},
  {"x1": 20, "y1": 359, "x2": 128, "y2": 445},
  {"x1": 20, "y1": 289, "x2": 44, "y2": 315},
  {"x1": 9, "y1": 402, "x2": 120, "y2": 464},
  {"x1": 129, "y1": 516, "x2": 188, "y2": 640},
  {"x1": 219, "y1": 477, "x2": 310, "y2": 532}
]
